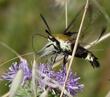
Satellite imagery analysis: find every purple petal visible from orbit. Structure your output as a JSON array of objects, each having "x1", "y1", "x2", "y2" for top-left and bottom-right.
[{"x1": 1, "y1": 58, "x2": 32, "y2": 85}]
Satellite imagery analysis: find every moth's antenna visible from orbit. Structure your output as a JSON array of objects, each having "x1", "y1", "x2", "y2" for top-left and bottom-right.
[
  {"x1": 63, "y1": 6, "x2": 84, "y2": 33},
  {"x1": 40, "y1": 14, "x2": 52, "y2": 34},
  {"x1": 45, "y1": 29, "x2": 52, "y2": 36}
]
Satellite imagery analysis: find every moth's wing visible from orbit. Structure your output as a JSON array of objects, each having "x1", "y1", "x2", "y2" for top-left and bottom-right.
[
  {"x1": 32, "y1": 31, "x2": 57, "y2": 64},
  {"x1": 64, "y1": 1, "x2": 107, "y2": 45},
  {"x1": 32, "y1": 32, "x2": 48, "y2": 53},
  {"x1": 80, "y1": 1, "x2": 107, "y2": 45},
  {"x1": 62, "y1": 3, "x2": 91, "y2": 40},
  {"x1": 63, "y1": 5, "x2": 84, "y2": 34}
]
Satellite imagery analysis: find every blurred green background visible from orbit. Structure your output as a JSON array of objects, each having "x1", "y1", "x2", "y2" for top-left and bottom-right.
[{"x1": 0, "y1": 0, "x2": 110, "y2": 97}]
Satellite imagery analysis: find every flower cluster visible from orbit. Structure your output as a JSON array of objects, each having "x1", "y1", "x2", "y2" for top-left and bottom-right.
[
  {"x1": 1, "y1": 58, "x2": 84, "y2": 97},
  {"x1": 1, "y1": 58, "x2": 31, "y2": 85},
  {"x1": 38, "y1": 64, "x2": 84, "y2": 96}
]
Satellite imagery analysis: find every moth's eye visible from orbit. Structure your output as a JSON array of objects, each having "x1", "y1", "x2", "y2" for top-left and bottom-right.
[
  {"x1": 48, "y1": 36, "x2": 55, "y2": 41},
  {"x1": 48, "y1": 36, "x2": 52, "y2": 39}
]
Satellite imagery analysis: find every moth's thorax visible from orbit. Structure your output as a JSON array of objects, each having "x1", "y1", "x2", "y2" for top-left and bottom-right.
[
  {"x1": 48, "y1": 34, "x2": 72, "y2": 52},
  {"x1": 58, "y1": 39, "x2": 72, "y2": 51}
]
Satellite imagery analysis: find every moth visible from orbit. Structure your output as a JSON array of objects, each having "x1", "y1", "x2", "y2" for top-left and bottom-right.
[{"x1": 33, "y1": 3, "x2": 107, "y2": 68}]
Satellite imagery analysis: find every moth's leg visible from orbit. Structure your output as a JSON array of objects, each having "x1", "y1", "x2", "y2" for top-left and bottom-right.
[
  {"x1": 63, "y1": 54, "x2": 68, "y2": 67},
  {"x1": 53, "y1": 53, "x2": 58, "y2": 64},
  {"x1": 50, "y1": 51, "x2": 59, "y2": 65}
]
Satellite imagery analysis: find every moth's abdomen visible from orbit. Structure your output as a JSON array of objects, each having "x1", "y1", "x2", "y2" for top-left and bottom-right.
[
  {"x1": 75, "y1": 46, "x2": 100, "y2": 68},
  {"x1": 85, "y1": 52, "x2": 100, "y2": 68}
]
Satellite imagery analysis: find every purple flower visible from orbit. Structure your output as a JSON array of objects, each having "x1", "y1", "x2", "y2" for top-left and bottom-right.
[
  {"x1": 38, "y1": 64, "x2": 84, "y2": 96},
  {"x1": 55, "y1": 67, "x2": 84, "y2": 96},
  {"x1": 1, "y1": 58, "x2": 83, "y2": 96},
  {"x1": 1, "y1": 58, "x2": 32, "y2": 85}
]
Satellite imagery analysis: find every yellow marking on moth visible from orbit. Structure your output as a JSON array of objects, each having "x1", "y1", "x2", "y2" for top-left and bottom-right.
[{"x1": 53, "y1": 34, "x2": 71, "y2": 41}]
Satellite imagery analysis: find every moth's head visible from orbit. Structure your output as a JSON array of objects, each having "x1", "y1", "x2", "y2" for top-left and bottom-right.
[
  {"x1": 48, "y1": 35, "x2": 57, "y2": 43},
  {"x1": 45, "y1": 30, "x2": 57, "y2": 43}
]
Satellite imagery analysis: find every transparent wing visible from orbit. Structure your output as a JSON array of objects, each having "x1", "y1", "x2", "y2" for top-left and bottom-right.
[
  {"x1": 32, "y1": 32, "x2": 67, "y2": 65},
  {"x1": 32, "y1": 32, "x2": 48, "y2": 53},
  {"x1": 80, "y1": 1, "x2": 107, "y2": 45},
  {"x1": 32, "y1": 32, "x2": 57, "y2": 64},
  {"x1": 63, "y1": 0, "x2": 108, "y2": 45}
]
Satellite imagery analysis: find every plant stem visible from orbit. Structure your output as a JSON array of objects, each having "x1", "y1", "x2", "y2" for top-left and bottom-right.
[
  {"x1": 65, "y1": 0, "x2": 68, "y2": 28},
  {"x1": 60, "y1": 0, "x2": 89, "y2": 97}
]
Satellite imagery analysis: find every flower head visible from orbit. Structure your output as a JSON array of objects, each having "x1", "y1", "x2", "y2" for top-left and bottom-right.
[
  {"x1": 38, "y1": 64, "x2": 84, "y2": 96},
  {"x1": 1, "y1": 58, "x2": 31, "y2": 85},
  {"x1": 1, "y1": 59, "x2": 84, "y2": 97},
  {"x1": 55, "y1": 67, "x2": 84, "y2": 96}
]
